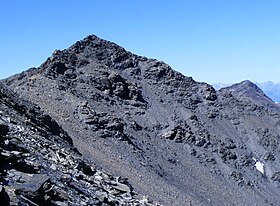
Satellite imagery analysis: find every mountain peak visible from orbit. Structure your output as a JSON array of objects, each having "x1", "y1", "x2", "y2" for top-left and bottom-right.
[
  {"x1": 219, "y1": 80, "x2": 279, "y2": 112},
  {"x1": 214, "y1": 81, "x2": 280, "y2": 103},
  {"x1": 241, "y1": 80, "x2": 266, "y2": 95},
  {"x1": 239, "y1": 79, "x2": 257, "y2": 86},
  {"x1": 221, "y1": 80, "x2": 265, "y2": 96},
  {"x1": 3, "y1": 35, "x2": 280, "y2": 206},
  {"x1": 68, "y1": 34, "x2": 121, "y2": 53}
]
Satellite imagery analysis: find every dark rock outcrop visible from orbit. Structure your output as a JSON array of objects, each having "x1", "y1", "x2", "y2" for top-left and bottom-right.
[{"x1": 3, "y1": 34, "x2": 280, "y2": 205}]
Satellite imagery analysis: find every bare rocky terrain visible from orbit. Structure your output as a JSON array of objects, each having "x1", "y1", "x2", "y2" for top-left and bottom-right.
[
  {"x1": 2, "y1": 35, "x2": 280, "y2": 205},
  {"x1": 0, "y1": 83, "x2": 154, "y2": 206},
  {"x1": 213, "y1": 82, "x2": 280, "y2": 103}
]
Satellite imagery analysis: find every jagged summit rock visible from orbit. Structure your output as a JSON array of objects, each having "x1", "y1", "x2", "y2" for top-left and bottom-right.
[{"x1": 3, "y1": 34, "x2": 280, "y2": 205}]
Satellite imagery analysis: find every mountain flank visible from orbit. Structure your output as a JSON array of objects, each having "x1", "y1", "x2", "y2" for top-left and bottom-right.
[
  {"x1": 0, "y1": 82, "x2": 155, "y2": 205},
  {"x1": 213, "y1": 81, "x2": 280, "y2": 103},
  {"x1": 2, "y1": 34, "x2": 280, "y2": 205}
]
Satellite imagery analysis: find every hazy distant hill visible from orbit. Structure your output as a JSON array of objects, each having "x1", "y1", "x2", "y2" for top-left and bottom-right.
[
  {"x1": 212, "y1": 83, "x2": 232, "y2": 90},
  {"x1": 256, "y1": 82, "x2": 280, "y2": 102},
  {"x1": 213, "y1": 81, "x2": 280, "y2": 102}
]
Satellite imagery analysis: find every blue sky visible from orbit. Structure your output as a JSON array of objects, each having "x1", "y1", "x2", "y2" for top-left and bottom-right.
[{"x1": 1, "y1": 0, "x2": 280, "y2": 84}]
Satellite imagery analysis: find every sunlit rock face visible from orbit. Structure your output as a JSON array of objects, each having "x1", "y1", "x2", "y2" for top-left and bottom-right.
[{"x1": 3, "y1": 34, "x2": 280, "y2": 206}]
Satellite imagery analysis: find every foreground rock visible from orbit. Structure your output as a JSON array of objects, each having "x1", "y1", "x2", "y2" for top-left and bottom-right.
[
  {"x1": 3, "y1": 34, "x2": 280, "y2": 205},
  {"x1": 0, "y1": 82, "x2": 156, "y2": 205}
]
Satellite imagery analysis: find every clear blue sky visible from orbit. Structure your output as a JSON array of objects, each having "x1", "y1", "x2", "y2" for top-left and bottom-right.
[{"x1": 1, "y1": 0, "x2": 280, "y2": 84}]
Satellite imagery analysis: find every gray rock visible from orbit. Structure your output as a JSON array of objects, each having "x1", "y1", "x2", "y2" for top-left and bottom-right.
[
  {"x1": 2, "y1": 34, "x2": 280, "y2": 206},
  {"x1": 0, "y1": 122, "x2": 9, "y2": 136},
  {"x1": 0, "y1": 186, "x2": 10, "y2": 206}
]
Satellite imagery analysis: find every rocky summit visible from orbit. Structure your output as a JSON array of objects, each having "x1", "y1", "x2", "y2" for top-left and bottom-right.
[{"x1": 2, "y1": 34, "x2": 280, "y2": 206}]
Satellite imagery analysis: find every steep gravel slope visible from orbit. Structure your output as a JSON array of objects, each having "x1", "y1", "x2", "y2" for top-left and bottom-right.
[
  {"x1": 0, "y1": 82, "x2": 155, "y2": 205},
  {"x1": 4, "y1": 35, "x2": 280, "y2": 205}
]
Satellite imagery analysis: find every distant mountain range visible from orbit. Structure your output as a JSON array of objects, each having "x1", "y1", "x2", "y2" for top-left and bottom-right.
[{"x1": 213, "y1": 81, "x2": 280, "y2": 102}]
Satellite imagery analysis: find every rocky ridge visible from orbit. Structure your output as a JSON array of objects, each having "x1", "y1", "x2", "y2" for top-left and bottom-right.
[
  {"x1": 213, "y1": 81, "x2": 280, "y2": 102},
  {"x1": 3, "y1": 34, "x2": 280, "y2": 205}
]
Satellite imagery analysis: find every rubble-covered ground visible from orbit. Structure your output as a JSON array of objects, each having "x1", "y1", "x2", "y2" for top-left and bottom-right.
[{"x1": 0, "y1": 82, "x2": 156, "y2": 206}]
